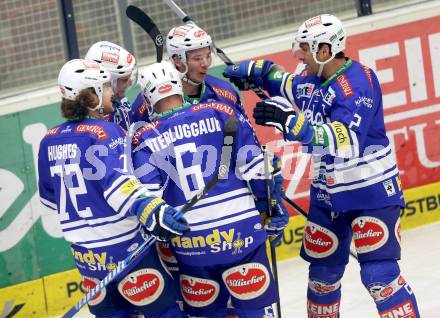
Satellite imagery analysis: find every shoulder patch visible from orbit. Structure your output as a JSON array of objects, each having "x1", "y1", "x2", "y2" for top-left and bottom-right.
[
  {"x1": 75, "y1": 124, "x2": 109, "y2": 141},
  {"x1": 361, "y1": 65, "x2": 374, "y2": 91},
  {"x1": 211, "y1": 86, "x2": 238, "y2": 104},
  {"x1": 45, "y1": 126, "x2": 61, "y2": 137},
  {"x1": 137, "y1": 100, "x2": 150, "y2": 116},
  {"x1": 336, "y1": 74, "x2": 354, "y2": 98},
  {"x1": 191, "y1": 102, "x2": 235, "y2": 116},
  {"x1": 132, "y1": 121, "x2": 160, "y2": 146}
]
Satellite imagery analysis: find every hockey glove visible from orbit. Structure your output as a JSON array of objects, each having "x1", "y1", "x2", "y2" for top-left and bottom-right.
[
  {"x1": 223, "y1": 60, "x2": 274, "y2": 90},
  {"x1": 253, "y1": 96, "x2": 314, "y2": 143},
  {"x1": 130, "y1": 196, "x2": 189, "y2": 241},
  {"x1": 265, "y1": 197, "x2": 289, "y2": 247}
]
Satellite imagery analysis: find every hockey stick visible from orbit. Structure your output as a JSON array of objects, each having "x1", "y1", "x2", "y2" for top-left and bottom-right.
[
  {"x1": 61, "y1": 117, "x2": 238, "y2": 318},
  {"x1": 161, "y1": 0, "x2": 269, "y2": 100},
  {"x1": 126, "y1": 5, "x2": 163, "y2": 63},
  {"x1": 262, "y1": 145, "x2": 282, "y2": 318},
  {"x1": 281, "y1": 195, "x2": 358, "y2": 260}
]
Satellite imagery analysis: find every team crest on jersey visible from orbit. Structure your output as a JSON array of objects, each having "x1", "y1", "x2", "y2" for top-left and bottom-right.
[
  {"x1": 82, "y1": 276, "x2": 106, "y2": 306},
  {"x1": 222, "y1": 263, "x2": 270, "y2": 300},
  {"x1": 322, "y1": 86, "x2": 336, "y2": 105},
  {"x1": 303, "y1": 221, "x2": 338, "y2": 258},
  {"x1": 118, "y1": 268, "x2": 164, "y2": 306},
  {"x1": 191, "y1": 102, "x2": 235, "y2": 116},
  {"x1": 296, "y1": 83, "x2": 315, "y2": 99},
  {"x1": 180, "y1": 275, "x2": 220, "y2": 307},
  {"x1": 352, "y1": 216, "x2": 389, "y2": 253},
  {"x1": 156, "y1": 241, "x2": 177, "y2": 263},
  {"x1": 75, "y1": 124, "x2": 108, "y2": 141},
  {"x1": 211, "y1": 86, "x2": 238, "y2": 104},
  {"x1": 336, "y1": 74, "x2": 353, "y2": 98}
]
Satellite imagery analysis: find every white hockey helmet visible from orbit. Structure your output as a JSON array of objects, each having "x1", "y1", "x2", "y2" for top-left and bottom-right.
[
  {"x1": 293, "y1": 14, "x2": 346, "y2": 65},
  {"x1": 137, "y1": 61, "x2": 183, "y2": 107},
  {"x1": 85, "y1": 41, "x2": 137, "y2": 92},
  {"x1": 58, "y1": 59, "x2": 111, "y2": 111},
  {"x1": 166, "y1": 24, "x2": 212, "y2": 65}
]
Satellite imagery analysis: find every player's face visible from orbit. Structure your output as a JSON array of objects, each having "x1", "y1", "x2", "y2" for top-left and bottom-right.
[
  {"x1": 186, "y1": 47, "x2": 212, "y2": 83},
  {"x1": 115, "y1": 75, "x2": 132, "y2": 97},
  {"x1": 295, "y1": 43, "x2": 320, "y2": 75},
  {"x1": 102, "y1": 83, "x2": 114, "y2": 114}
]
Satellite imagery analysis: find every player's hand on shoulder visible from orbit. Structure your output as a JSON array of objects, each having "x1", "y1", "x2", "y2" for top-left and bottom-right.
[
  {"x1": 223, "y1": 59, "x2": 274, "y2": 90},
  {"x1": 131, "y1": 196, "x2": 189, "y2": 241},
  {"x1": 254, "y1": 96, "x2": 314, "y2": 143}
]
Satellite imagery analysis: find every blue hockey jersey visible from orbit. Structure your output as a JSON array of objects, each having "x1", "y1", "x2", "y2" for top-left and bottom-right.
[
  {"x1": 38, "y1": 118, "x2": 152, "y2": 249},
  {"x1": 131, "y1": 74, "x2": 243, "y2": 123},
  {"x1": 263, "y1": 59, "x2": 404, "y2": 212},
  {"x1": 132, "y1": 101, "x2": 268, "y2": 266},
  {"x1": 103, "y1": 97, "x2": 133, "y2": 132}
]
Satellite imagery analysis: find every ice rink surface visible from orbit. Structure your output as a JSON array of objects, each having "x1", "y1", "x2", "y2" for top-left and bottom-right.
[{"x1": 67, "y1": 222, "x2": 440, "y2": 318}]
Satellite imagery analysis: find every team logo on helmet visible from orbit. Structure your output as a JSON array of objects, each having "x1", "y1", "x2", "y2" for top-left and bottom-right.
[
  {"x1": 222, "y1": 263, "x2": 270, "y2": 300},
  {"x1": 180, "y1": 275, "x2": 220, "y2": 307},
  {"x1": 118, "y1": 268, "x2": 164, "y2": 306},
  {"x1": 82, "y1": 276, "x2": 106, "y2": 306},
  {"x1": 303, "y1": 221, "x2": 338, "y2": 258},
  {"x1": 352, "y1": 216, "x2": 389, "y2": 253}
]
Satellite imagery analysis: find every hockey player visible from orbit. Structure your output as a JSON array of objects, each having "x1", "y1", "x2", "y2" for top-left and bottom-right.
[
  {"x1": 85, "y1": 41, "x2": 137, "y2": 131},
  {"x1": 223, "y1": 14, "x2": 420, "y2": 318},
  {"x1": 38, "y1": 59, "x2": 188, "y2": 318},
  {"x1": 130, "y1": 24, "x2": 245, "y2": 122},
  {"x1": 132, "y1": 60, "x2": 288, "y2": 318}
]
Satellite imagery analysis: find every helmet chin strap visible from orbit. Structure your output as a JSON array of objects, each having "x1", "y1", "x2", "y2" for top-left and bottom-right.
[
  {"x1": 312, "y1": 52, "x2": 336, "y2": 77},
  {"x1": 88, "y1": 88, "x2": 105, "y2": 118},
  {"x1": 176, "y1": 62, "x2": 202, "y2": 86}
]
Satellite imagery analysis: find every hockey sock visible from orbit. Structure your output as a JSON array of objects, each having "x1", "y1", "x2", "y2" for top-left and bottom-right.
[{"x1": 360, "y1": 260, "x2": 420, "y2": 317}]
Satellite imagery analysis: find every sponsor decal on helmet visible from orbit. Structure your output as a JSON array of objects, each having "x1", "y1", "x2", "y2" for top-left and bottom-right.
[
  {"x1": 194, "y1": 30, "x2": 206, "y2": 38},
  {"x1": 222, "y1": 262, "x2": 270, "y2": 300},
  {"x1": 126, "y1": 53, "x2": 133, "y2": 64},
  {"x1": 180, "y1": 275, "x2": 219, "y2": 307},
  {"x1": 118, "y1": 268, "x2": 164, "y2": 306},
  {"x1": 159, "y1": 84, "x2": 173, "y2": 94},
  {"x1": 303, "y1": 221, "x2": 338, "y2": 258},
  {"x1": 352, "y1": 216, "x2": 389, "y2": 253},
  {"x1": 82, "y1": 276, "x2": 106, "y2": 306},
  {"x1": 101, "y1": 52, "x2": 119, "y2": 64},
  {"x1": 305, "y1": 16, "x2": 322, "y2": 29}
]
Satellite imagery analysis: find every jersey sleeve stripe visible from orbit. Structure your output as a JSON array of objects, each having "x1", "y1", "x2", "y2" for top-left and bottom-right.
[
  {"x1": 104, "y1": 175, "x2": 130, "y2": 199},
  {"x1": 40, "y1": 197, "x2": 57, "y2": 210}
]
